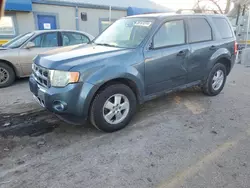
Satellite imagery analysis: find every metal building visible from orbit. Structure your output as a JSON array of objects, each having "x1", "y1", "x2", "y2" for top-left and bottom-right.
[{"x1": 0, "y1": 0, "x2": 171, "y2": 44}]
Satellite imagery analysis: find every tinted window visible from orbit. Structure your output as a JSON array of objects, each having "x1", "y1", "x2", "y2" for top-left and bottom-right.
[
  {"x1": 62, "y1": 32, "x2": 90, "y2": 46},
  {"x1": 32, "y1": 32, "x2": 58, "y2": 48},
  {"x1": 213, "y1": 18, "x2": 233, "y2": 38},
  {"x1": 188, "y1": 18, "x2": 212, "y2": 43},
  {"x1": 153, "y1": 20, "x2": 185, "y2": 48}
]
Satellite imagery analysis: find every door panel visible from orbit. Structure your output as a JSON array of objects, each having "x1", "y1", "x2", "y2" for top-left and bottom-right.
[
  {"x1": 144, "y1": 45, "x2": 189, "y2": 95},
  {"x1": 186, "y1": 17, "x2": 215, "y2": 82},
  {"x1": 19, "y1": 32, "x2": 59, "y2": 76},
  {"x1": 18, "y1": 47, "x2": 54, "y2": 76},
  {"x1": 144, "y1": 19, "x2": 189, "y2": 95},
  {"x1": 187, "y1": 41, "x2": 217, "y2": 82},
  {"x1": 37, "y1": 15, "x2": 57, "y2": 30}
]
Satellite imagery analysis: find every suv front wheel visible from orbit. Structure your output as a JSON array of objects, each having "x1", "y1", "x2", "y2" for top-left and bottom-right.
[
  {"x1": 203, "y1": 63, "x2": 227, "y2": 96},
  {"x1": 90, "y1": 83, "x2": 137, "y2": 132}
]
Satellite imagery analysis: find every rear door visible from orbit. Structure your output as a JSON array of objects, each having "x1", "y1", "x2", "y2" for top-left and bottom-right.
[
  {"x1": 18, "y1": 32, "x2": 59, "y2": 76},
  {"x1": 187, "y1": 17, "x2": 216, "y2": 82},
  {"x1": 144, "y1": 19, "x2": 190, "y2": 95}
]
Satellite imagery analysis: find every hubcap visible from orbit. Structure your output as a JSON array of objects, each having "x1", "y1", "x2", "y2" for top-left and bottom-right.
[
  {"x1": 0, "y1": 67, "x2": 9, "y2": 84},
  {"x1": 212, "y1": 70, "x2": 224, "y2": 91},
  {"x1": 103, "y1": 94, "x2": 130, "y2": 125}
]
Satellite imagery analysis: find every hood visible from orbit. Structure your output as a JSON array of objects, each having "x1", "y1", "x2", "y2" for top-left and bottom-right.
[{"x1": 35, "y1": 44, "x2": 132, "y2": 70}]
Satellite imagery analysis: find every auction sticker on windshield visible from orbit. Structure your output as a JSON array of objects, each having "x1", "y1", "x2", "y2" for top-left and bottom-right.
[{"x1": 134, "y1": 21, "x2": 152, "y2": 27}]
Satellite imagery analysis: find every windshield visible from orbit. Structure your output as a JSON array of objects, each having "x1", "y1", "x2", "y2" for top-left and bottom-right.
[
  {"x1": 94, "y1": 18, "x2": 154, "y2": 48},
  {"x1": 2, "y1": 32, "x2": 34, "y2": 49}
]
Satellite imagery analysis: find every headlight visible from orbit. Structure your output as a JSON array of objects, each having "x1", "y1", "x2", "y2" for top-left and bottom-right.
[{"x1": 49, "y1": 70, "x2": 80, "y2": 87}]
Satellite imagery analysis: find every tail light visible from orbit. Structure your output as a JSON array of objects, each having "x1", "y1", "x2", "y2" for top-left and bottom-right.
[{"x1": 234, "y1": 41, "x2": 238, "y2": 55}]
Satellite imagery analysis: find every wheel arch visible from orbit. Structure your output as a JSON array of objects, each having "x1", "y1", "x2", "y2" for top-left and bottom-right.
[
  {"x1": 215, "y1": 57, "x2": 231, "y2": 75},
  {"x1": 86, "y1": 77, "x2": 144, "y2": 120},
  {"x1": 94, "y1": 77, "x2": 143, "y2": 103},
  {"x1": 0, "y1": 59, "x2": 19, "y2": 77},
  {"x1": 209, "y1": 48, "x2": 232, "y2": 76}
]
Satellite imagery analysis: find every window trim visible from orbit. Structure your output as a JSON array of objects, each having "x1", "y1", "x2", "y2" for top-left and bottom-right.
[
  {"x1": 151, "y1": 19, "x2": 187, "y2": 50},
  {"x1": 212, "y1": 17, "x2": 234, "y2": 39},
  {"x1": 187, "y1": 17, "x2": 213, "y2": 44},
  {"x1": 60, "y1": 31, "x2": 90, "y2": 46}
]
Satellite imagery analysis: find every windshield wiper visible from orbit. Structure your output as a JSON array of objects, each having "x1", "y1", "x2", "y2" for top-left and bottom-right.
[{"x1": 95, "y1": 43, "x2": 118, "y2": 47}]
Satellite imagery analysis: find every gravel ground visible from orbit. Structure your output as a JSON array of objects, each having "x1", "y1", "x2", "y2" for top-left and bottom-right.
[{"x1": 0, "y1": 64, "x2": 250, "y2": 188}]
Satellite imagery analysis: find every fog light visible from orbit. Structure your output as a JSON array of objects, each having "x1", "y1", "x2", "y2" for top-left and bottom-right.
[{"x1": 53, "y1": 101, "x2": 67, "y2": 112}]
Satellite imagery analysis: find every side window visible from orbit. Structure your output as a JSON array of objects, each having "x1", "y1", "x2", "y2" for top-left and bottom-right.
[
  {"x1": 188, "y1": 18, "x2": 212, "y2": 43},
  {"x1": 153, "y1": 20, "x2": 185, "y2": 48},
  {"x1": 212, "y1": 18, "x2": 233, "y2": 39},
  {"x1": 62, "y1": 32, "x2": 90, "y2": 46},
  {"x1": 31, "y1": 32, "x2": 58, "y2": 48},
  {"x1": 32, "y1": 35, "x2": 42, "y2": 47}
]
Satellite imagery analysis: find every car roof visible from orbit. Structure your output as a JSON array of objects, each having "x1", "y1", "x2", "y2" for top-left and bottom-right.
[
  {"x1": 31, "y1": 29, "x2": 94, "y2": 39},
  {"x1": 127, "y1": 13, "x2": 227, "y2": 19},
  {"x1": 32, "y1": 29, "x2": 86, "y2": 34}
]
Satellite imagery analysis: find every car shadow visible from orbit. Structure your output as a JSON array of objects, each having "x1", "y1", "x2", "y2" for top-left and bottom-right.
[{"x1": 0, "y1": 87, "x2": 207, "y2": 138}]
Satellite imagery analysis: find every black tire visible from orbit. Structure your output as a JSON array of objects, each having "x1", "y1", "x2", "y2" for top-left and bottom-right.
[
  {"x1": 202, "y1": 63, "x2": 227, "y2": 96},
  {"x1": 0, "y1": 62, "x2": 15, "y2": 88},
  {"x1": 90, "y1": 84, "x2": 137, "y2": 132}
]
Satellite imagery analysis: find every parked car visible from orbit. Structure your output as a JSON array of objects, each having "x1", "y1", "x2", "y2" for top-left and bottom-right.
[
  {"x1": 0, "y1": 30, "x2": 94, "y2": 87},
  {"x1": 29, "y1": 13, "x2": 236, "y2": 132}
]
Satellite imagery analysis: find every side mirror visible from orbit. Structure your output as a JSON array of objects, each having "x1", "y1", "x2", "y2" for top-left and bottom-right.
[{"x1": 25, "y1": 41, "x2": 35, "y2": 49}]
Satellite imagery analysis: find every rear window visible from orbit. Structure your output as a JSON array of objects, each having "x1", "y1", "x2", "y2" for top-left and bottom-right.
[
  {"x1": 212, "y1": 17, "x2": 233, "y2": 39},
  {"x1": 188, "y1": 18, "x2": 212, "y2": 43}
]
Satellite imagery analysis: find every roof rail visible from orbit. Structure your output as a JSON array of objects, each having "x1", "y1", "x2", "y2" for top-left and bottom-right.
[{"x1": 176, "y1": 9, "x2": 220, "y2": 14}]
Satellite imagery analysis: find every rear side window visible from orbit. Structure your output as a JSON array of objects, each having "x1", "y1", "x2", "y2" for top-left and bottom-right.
[
  {"x1": 212, "y1": 18, "x2": 233, "y2": 39},
  {"x1": 188, "y1": 18, "x2": 212, "y2": 43}
]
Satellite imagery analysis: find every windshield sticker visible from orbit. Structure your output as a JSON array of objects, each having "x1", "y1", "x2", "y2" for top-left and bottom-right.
[{"x1": 134, "y1": 21, "x2": 152, "y2": 27}]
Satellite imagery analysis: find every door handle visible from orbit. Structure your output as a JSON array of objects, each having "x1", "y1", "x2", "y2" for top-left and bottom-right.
[
  {"x1": 209, "y1": 45, "x2": 217, "y2": 50},
  {"x1": 177, "y1": 51, "x2": 186, "y2": 56}
]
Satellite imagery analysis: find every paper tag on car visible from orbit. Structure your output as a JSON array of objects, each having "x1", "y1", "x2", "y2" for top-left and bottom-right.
[{"x1": 134, "y1": 21, "x2": 152, "y2": 27}]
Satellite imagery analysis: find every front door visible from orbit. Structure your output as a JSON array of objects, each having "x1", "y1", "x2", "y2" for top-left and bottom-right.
[
  {"x1": 144, "y1": 19, "x2": 189, "y2": 95},
  {"x1": 37, "y1": 15, "x2": 57, "y2": 30},
  {"x1": 18, "y1": 32, "x2": 59, "y2": 76}
]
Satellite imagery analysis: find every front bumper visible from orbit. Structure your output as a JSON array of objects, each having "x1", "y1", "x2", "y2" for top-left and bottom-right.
[{"x1": 29, "y1": 74, "x2": 96, "y2": 123}]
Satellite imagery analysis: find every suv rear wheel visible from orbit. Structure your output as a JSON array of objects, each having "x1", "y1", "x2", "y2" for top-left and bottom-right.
[
  {"x1": 202, "y1": 63, "x2": 227, "y2": 96},
  {"x1": 0, "y1": 62, "x2": 15, "y2": 88},
  {"x1": 90, "y1": 84, "x2": 137, "y2": 132}
]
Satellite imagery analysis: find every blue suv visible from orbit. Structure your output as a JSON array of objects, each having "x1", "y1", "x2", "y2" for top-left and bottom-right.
[{"x1": 29, "y1": 13, "x2": 236, "y2": 132}]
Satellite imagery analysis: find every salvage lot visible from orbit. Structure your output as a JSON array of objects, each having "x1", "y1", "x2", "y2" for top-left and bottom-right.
[{"x1": 1, "y1": 64, "x2": 250, "y2": 188}]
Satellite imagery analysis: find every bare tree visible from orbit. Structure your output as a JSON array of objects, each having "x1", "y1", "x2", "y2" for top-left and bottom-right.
[{"x1": 194, "y1": 0, "x2": 232, "y2": 14}]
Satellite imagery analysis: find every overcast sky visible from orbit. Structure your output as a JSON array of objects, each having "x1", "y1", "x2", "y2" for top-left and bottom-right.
[
  {"x1": 152, "y1": 0, "x2": 229, "y2": 11},
  {"x1": 152, "y1": 0, "x2": 196, "y2": 10}
]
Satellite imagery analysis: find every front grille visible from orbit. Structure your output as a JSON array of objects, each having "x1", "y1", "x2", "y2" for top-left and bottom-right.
[{"x1": 32, "y1": 64, "x2": 49, "y2": 88}]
